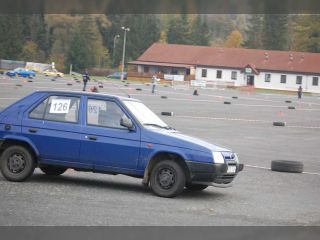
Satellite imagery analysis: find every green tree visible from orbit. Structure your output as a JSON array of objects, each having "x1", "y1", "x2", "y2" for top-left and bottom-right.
[
  {"x1": 263, "y1": 14, "x2": 289, "y2": 50},
  {"x1": 167, "y1": 14, "x2": 190, "y2": 44},
  {"x1": 244, "y1": 14, "x2": 264, "y2": 49},
  {"x1": 0, "y1": 15, "x2": 24, "y2": 60},
  {"x1": 189, "y1": 15, "x2": 211, "y2": 46},
  {"x1": 291, "y1": 15, "x2": 320, "y2": 53},
  {"x1": 108, "y1": 14, "x2": 160, "y2": 67},
  {"x1": 67, "y1": 28, "x2": 89, "y2": 71}
]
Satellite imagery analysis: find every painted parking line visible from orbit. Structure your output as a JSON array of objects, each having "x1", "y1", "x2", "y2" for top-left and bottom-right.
[
  {"x1": 245, "y1": 164, "x2": 320, "y2": 176},
  {"x1": 245, "y1": 164, "x2": 270, "y2": 170},
  {"x1": 174, "y1": 115, "x2": 320, "y2": 129},
  {"x1": 175, "y1": 115, "x2": 271, "y2": 123}
]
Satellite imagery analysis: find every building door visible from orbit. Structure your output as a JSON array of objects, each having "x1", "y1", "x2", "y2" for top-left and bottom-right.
[{"x1": 247, "y1": 75, "x2": 255, "y2": 86}]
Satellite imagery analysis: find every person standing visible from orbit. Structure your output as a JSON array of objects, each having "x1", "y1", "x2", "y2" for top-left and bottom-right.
[
  {"x1": 297, "y1": 86, "x2": 302, "y2": 99},
  {"x1": 151, "y1": 73, "x2": 159, "y2": 94},
  {"x1": 82, "y1": 69, "x2": 90, "y2": 91}
]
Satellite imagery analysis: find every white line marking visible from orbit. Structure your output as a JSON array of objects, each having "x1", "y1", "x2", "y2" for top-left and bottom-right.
[
  {"x1": 245, "y1": 164, "x2": 320, "y2": 175},
  {"x1": 245, "y1": 164, "x2": 271, "y2": 170},
  {"x1": 175, "y1": 115, "x2": 270, "y2": 123},
  {"x1": 286, "y1": 125, "x2": 320, "y2": 129},
  {"x1": 302, "y1": 172, "x2": 320, "y2": 176}
]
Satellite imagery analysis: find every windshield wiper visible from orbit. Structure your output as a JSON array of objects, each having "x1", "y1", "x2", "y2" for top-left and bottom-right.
[{"x1": 143, "y1": 123, "x2": 175, "y2": 130}]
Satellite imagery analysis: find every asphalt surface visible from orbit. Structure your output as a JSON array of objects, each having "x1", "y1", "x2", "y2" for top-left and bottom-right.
[{"x1": 0, "y1": 74, "x2": 320, "y2": 226}]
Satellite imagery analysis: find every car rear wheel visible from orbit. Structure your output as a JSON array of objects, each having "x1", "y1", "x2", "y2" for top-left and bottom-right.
[
  {"x1": 40, "y1": 165, "x2": 67, "y2": 176},
  {"x1": 186, "y1": 183, "x2": 208, "y2": 191},
  {"x1": 0, "y1": 146, "x2": 36, "y2": 182},
  {"x1": 150, "y1": 160, "x2": 186, "y2": 198}
]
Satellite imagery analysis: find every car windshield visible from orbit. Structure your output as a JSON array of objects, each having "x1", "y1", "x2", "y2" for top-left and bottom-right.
[{"x1": 123, "y1": 100, "x2": 169, "y2": 129}]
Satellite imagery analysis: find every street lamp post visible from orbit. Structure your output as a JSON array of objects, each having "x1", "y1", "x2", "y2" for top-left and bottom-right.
[
  {"x1": 113, "y1": 34, "x2": 120, "y2": 62},
  {"x1": 121, "y1": 26, "x2": 130, "y2": 81}
]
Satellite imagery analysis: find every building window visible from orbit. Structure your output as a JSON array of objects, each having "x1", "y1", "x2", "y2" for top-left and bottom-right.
[
  {"x1": 231, "y1": 71, "x2": 237, "y2": 80},
  {"x1": 201, "y1": 69, "x2": 207, "y2": 78},
  {"x1": 296, "y1": 76, "x2": 302, "y2": 85},
  {"x1": 172, "y1": 68, "x2": 178, "y2": 74},
  {"x1": 216, "y1": 70, "x2": 222, "y2": 79},
  {"x1": 280, "y1": 75, "x2": 286, "y2": 84},
  {"x1": 143, "y1": 66, "x2": 149, "y2": 73},
  {"x1": 312, "y1": 77, "x2": 319, "y2": 86},
  {"x1": 265, "y1": 73, "x2": 271, "y2": 82}
]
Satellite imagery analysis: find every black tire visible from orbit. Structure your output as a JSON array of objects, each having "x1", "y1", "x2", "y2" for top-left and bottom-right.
[
  {"x1": 161, "y1": 112, "x2": 173, "y2": 116},
  {"x1": 271, "y1": 160, "x2": 303, "y2": 173},
  {"x1": 40, "y1": 165, "x2": 67, "y2": 176},
  {"x1": 0, "y1": 146, "x2": 36, "y2": 182},
  {"x1": 150, "y1": 160, "x2": 186, "y2": 198},
  {"x1": 224, "y1": 101, "x2": 231, "y2": 104},
  {"x1": 273, "y1": 121, "x2": 286, "y2": 127},
  {"x1": 186, "y1": 184, "x2": 208, "y2": 191}
]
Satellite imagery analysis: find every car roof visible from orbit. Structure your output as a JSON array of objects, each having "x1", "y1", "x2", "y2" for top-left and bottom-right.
[{"x1": 35, "y1": 90, "x2": 140, "y2": 102}]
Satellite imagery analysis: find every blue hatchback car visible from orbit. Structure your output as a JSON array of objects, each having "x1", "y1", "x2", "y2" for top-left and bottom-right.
[
  {"x1": 0, "y1": 91, "x2": 243, "y2": 197},
  {"x1": 6, "y1": 68, "x2": 36, "y2": 78}
]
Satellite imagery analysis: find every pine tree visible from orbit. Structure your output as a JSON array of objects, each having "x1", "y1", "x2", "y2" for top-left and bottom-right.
[
  {"x1": 263, "y1": 14, "x2": 289, "y2": 50},
  {"x1": 245, "y1": 14, "x2": 264, "y2": 49},
  {"x1": 67, "y1": 28, "x2": 90, "y2": 71},
  {"x1": 0, "y1": 15, "x2": 24, "y2": 60},
  {"x1": 189, "y1": 15, "x2": 211, "y2": 46},
  {"x1": 167, "y1": 14, "x2": 190, "y2": 45}
]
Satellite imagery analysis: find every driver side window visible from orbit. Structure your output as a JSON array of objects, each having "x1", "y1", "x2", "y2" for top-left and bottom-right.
[{"x1": 87, "y1": 99, "x2": 127, "y2": 129}]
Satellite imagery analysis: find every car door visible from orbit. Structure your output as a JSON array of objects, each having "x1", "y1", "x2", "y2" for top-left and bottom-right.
[
  {"x1": 21, "y1": 94, "x2": 88, "y2": 168},
  {"x1": 79, "y1": 97, "x2": 141, "y2": 172}
]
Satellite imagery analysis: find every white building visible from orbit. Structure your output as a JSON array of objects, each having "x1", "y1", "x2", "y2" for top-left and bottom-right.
[{"x1": 129, "y1": 43, "x2": 320, "y2": 93}]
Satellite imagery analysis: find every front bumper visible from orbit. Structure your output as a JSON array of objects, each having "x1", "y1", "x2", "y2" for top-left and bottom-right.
[{"x1": 186, "y1": 161, "x2": 244, "y2": 187}]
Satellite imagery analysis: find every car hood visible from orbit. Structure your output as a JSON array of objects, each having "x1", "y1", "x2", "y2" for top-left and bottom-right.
[{"x1": 141, "y1": 127, "x2": 231, "y2": 153}]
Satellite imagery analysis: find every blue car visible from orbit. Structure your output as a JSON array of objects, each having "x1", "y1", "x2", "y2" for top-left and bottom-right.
[
  {"x1": 6, "y1": 68, "x2": 36, "y2": 78},
  {"x1": 0, "y1": 91, "x2": 243, "y2": 197},
  {"x1": 107, "y1": 71, "x2": 127, "y2": 80}
]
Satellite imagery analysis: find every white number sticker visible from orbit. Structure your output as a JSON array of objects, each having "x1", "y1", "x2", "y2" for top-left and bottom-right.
[{"x1": 49, "y1": 99, "x2": 71, "y2": 113}]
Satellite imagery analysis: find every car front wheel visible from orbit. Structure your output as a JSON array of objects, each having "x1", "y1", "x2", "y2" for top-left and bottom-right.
[
  {"x1": 150, "y1": 160, "x2": 186, "y2": 198},
  {"x1": 0, "y1": 146, "x2": 36, "y2": 182}
]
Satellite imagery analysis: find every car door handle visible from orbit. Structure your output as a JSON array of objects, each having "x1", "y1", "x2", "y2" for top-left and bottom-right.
[
  {"x1": 28, "y1": 128, "x2": 38, "y2": 133},
  {"x1": 86, "y1": 135, "x2": 97, "y2": 141}
]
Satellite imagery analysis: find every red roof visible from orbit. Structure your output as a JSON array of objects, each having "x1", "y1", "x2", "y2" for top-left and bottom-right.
[{"x1": 131, "y1": 43, "x2": 320, "y2": 75}]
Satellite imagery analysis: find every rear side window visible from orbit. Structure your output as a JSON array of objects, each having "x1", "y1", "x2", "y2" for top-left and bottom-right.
[{"x1": 29, "y1": 95, "x2": 80, "y2": 123}]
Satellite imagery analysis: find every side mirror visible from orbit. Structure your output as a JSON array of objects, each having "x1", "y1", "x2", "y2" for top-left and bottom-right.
[{"x1": 120, "y1": 116, "x2": 134, "y2": 130}]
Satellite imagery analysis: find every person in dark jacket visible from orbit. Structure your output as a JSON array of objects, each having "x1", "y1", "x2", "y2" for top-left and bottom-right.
[
  {"x1": 297, "y1": 86, "x2": 303, "y2": 99},
  {"x1": 82, "y1": 69, "x2": 90, "y2": 91}
]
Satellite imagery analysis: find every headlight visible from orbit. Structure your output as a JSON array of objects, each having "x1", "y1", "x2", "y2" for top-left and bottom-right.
[{"x1": 212, "y1": 152, "x2": 225, "y2": 164}]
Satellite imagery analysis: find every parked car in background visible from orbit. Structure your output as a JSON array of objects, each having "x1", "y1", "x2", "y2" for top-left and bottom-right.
[
  {"x1": 5, "y1": 68, "x2": 36, "y2": 78},
  {"x1": 107, "y1": 72, "x2": 127, "y2": 80},
  {"x1": 43, "y1": 69, "x2": 64, "y2": 77},
  {"x1": 0, "y1": 91, "x2": 243, "y2": 198}
]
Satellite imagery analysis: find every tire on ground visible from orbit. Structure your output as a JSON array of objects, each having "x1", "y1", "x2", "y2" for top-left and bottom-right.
[
  {"x1": 150, "y1": 160, "x2": 186, "y2": 198},
  {"x1": 0, "y1": 145, "x2": 36, "y2": 182},
  {"x1": 161, "y1": 112, "x2": 173, "y2": 116},
  {"x1": 224, "y1": 101, "x2": 231, "y2": 104},
  {"x1": 273, "y1": 121, "x2": 286, "y2": 127},
  {"x1": 40, "y1": 165, "x2": 67, "y2": 176},
  {"x1": 271, "y1": 160, "x2": 303, "y2": 173},
  {"x1": 185, "y1": 183, "x2": 208, "y2": 191}
]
